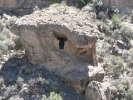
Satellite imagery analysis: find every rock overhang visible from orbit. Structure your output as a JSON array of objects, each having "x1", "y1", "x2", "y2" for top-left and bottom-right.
[{"x1": 11, "y1": 4, "x2": 100, "y2": 46}]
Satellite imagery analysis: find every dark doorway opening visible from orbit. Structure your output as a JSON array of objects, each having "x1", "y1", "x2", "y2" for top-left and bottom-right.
[{"x1": 57, "y1": 38, "x2": 67, "y2": 49}]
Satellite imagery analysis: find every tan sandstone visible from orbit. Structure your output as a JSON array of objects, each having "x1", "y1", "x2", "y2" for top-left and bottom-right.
[
  {"x1": 85, "y1": 81, "x2": 118, "y2": 100},
  {"x1": 0, "y1": 0, "x2": 4, "y2": 7},
  {"x1": 11, "y1": 4, "x2": 104, "y2": 93}
]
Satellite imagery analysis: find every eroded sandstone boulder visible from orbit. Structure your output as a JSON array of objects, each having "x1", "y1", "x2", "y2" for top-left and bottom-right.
[
  {"x1": 54, "y1": 65, "x2": 104, "y2": 93},
  {"x1": 85, "y1": 81, "x2": 118, "y2": 100},
  {"x1": 11, "y1": 4, "x2": 101, "y2": 93},
  {"x1": 11, "y1": 4, "x2": 100, "y2": 66}
]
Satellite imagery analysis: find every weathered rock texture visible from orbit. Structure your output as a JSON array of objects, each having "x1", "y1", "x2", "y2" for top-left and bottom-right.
[
  {"x1": 85, "y1": 81, "x2": 118, "y2": 100},
  {"x1": 11, "y1": 4, "x2": 102, "y2": 93},
  {"x1": 4, "y1": 0, "x2": 18, "y2": 8},
  {"x1": 0, "y1": 0, "x2": 78, "y2": 8}
]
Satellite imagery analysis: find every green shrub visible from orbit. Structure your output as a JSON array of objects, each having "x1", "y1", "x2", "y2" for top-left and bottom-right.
[
  {"x1": 46, "y1": 79, "x2": 59, "y2": 92},
  {"x1": 120, "y1": 25, "x2": 133, "y2": 38},
  {"x1": 111, "y1": 29, "x2": 121, "y2": 39},
  {"x1": 89, "y1": 12, "x2": 97, "y2": 20},
  {"x1": 41, "y1": 92, "x2": 63, "y2": 100},
  {"x1": 92, "y1": 0, "x2": 103, "y2": 6},
  {"x1": 111, "y1": 79, "x2": 133, "y2": 100},
  {"x1": 102, "y1": 55, "x2": 126, "y2": 76},
  {"x1": 1, "y1": 28, "x2": 10, "y2": 38},
  {"x1": 33, "y1": 6, "x2": 40, "y2": 11},
  {"x1": 37, "y1": 77, "x2": 45, "y2": 84},
  {"x1": 112, "y1": 14, "x2": 121, "y2": 28},
  {"x1": 126, "y1": 89, "x2": 133, "y2": 100},
  {"x1": 120, "y1": 15, "x2": 129, "y2": 22},
  {"x1": 121, "y1": 51, "x2": 129, "y2": 60},
  {"x1": 9, "y1": 16, "x2": 18, "y2": 26}
]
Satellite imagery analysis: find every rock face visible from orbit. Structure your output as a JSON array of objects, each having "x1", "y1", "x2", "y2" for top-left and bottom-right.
[
  {"x1": 5, "y1": 0, "x2": 18, "y2": 7},
  {"x1": 85, "y1": 81, "x2": 118, "y2": 100},
  {"x1": 0, "y1": 0, "x2": 4, "y2": 7},
  {"x1": 0, "y1": 0, "x2": 133, "y2": 12},
  {"x1": 54, "y1": 65, "x2": 104, "y2": 93},
  {"x1": 11, "y1": 4, "x2": 100, "y2": 66},
  {"x1": 0, "y1": 0, "x2": 78, "y2": 8},
  {"x1": 11, "y1": 4, "x2": 102, "y2": 93},
  {"x1": 0, "y1": 0, "x2": 18, "y2": 7}
]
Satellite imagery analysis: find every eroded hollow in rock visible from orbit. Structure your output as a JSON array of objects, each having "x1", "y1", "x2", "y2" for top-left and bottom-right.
[
  {"x1": 51, "y1": 30, "x2": 95, "y2": 64},
  {"x1": 53, "y1": 31, "x2": 67, "y2": 49},
  {"x1": 58, "y1": 38, "x2": 67, "y2": 49}
]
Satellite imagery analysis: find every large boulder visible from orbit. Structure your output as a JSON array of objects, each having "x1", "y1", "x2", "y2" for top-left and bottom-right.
[
  {"x1": 11, "y1": 4, "x2": 101, "y2": 93},
  {"x1": 54, "y1": 65, "x2": 104, "y2": 93},
  {"x1": 85, "y1": 81, "x2": 118, "y2": 100},
  {"x1": 11, "y1": 4, "x2": 100, "y2": 66}
]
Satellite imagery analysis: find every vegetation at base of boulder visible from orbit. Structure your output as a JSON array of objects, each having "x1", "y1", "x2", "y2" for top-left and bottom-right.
[
  {"x1": 0, "y1": 11, "x2": 86, "y2": 99},
  {"x1": 0, "y1": 14, "x2": 18, "y2": 57},
  {"x1": 41, "y1": 92, "x2": 63, "y2": 100},
  {"x1": 33, "y1": 6, "x2": 40, "y2": 11},
  {"x1": 0, "y1": 58, "x2": 85, "y2": 100},
  {"x1": 112, "y1": 79, "x2": 133, "y2": 100},
  {"x1": 111, "y1": 14, "x2": 121, "y2": 28}
]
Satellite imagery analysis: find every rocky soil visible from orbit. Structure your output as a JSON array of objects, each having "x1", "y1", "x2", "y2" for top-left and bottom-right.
[{"x1": 0, "y1": 55, "x2": 86, "y2": 100}]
